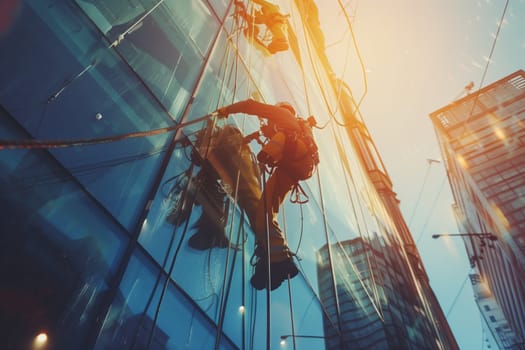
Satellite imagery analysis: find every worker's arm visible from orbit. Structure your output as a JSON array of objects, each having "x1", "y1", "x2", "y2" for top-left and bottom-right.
[{"x1": 221, "y1": 99, "x2": 300, "y2": 132}]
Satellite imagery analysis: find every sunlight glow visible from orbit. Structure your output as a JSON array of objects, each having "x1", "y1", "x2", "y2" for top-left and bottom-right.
[
  {"x1": 438, "y1": 233, "x2": 460, "y2": 258},
  {"x1": 456, "y1": 154, "x2": 468, "y2": 168},
  {"x1": 491, "y1": 203, "x2": 510, "y2": 228},
  {"x1": 493, "y1": 127, "x2": 506, "y2": 141}
]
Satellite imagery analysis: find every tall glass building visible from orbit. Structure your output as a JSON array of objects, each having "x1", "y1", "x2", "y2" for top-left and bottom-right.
[
  {"x1": 430, "y1": 70, "x2": 525, "y2": 349},
  {"x1": 1, "y1": 1, "x2": 457, "y2": 349}
]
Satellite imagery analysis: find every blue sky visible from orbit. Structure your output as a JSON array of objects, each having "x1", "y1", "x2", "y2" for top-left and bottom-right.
[{"x1": 316, "y1": 0, "x2": 525, "y2": 348}]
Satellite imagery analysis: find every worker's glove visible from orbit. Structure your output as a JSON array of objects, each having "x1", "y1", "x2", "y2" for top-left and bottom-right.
[
  {"x1": 213, "y1": 107, "x2": 229, "y2": 119},
  {"x1": 257, "y1": 150, "x2": 277, "y2": 166}
]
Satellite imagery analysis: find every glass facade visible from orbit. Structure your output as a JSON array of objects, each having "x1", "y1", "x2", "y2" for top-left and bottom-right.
[
  {"x1": 1, "y1": 1, "x2": 456, "y2": 349},
  {"x1": 430, "y1": 70, "x2": 525, "y2": 349}
]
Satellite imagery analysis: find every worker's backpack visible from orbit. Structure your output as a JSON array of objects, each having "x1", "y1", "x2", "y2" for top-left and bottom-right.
[{"x1": 282, "y1": 117, "x2": 319, "y2": 181}]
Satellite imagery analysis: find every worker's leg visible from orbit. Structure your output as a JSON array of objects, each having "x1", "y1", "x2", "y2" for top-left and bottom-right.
[
  {"x1": 213, "y1": 126, "x2": 262, "y2": 227},
  {"x1": 187, "y1": 126, "x2": 261, "y2": 250},
  {"x1": 254, "y1": 168, "x2": 294, "y2": 262},
  {"x1": 251, "y1": 168, "x2": 298, "y2": 290}
]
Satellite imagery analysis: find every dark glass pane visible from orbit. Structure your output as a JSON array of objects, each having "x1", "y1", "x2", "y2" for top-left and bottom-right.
[
  {"x1": 208, "y1": 0, "x2": 230, "y2": 18},
  {"x1": 94, "y1": 250, "x2": 237, "y2": 349},
  {"x1": 0, "y1": 109, "x2": 127, "y2": 349},
  {"x1": 76, "y1": 0, "x2": 219, "y2": 116},
  {"x1": 0, "y1": 0, "x2": 173, "y2": 230}
]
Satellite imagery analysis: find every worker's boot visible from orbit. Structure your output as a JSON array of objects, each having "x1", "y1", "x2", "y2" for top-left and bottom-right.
[
  {"x1": 270, "y1": 258, "x2": 298, "y2": 289},
  {"x1": 250, "y1": 245, "x2": 298, "y2": 290},
  {"x1": 187, "y1": 212, "x2": 230, "y2": 250}
]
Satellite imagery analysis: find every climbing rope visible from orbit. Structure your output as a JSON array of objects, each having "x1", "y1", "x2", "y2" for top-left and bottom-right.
[
  {"x1": 330, "y1": 126, "x2": 385, "y2": 320},
  {"x1": 294, "y1": 0, "x2": 346, "y2": 127},
  {"x1": 0, "y1": 113, "x2": 218, "y2": 150},
  {"x1": 335, "y1": 0, "x2": 368, "y2": 110},
  {"x1": 261, "y1": 169, "x2": 273, "y2": 350},
  {"x1": 214, "y1": 217, "x2": 245, "y2": 349},
  {"x1": 279, "y1": 199, "x2": 298, "y2": 350},
  {"x1": 141, "y1": 164, "x2": 198, "y2": 350},
  {"x1": 208, "y1": 5, "x2": 268, "y2": 348},
  {"x1": 291, "y1": 6, "x2": 387, "y2": 323}
]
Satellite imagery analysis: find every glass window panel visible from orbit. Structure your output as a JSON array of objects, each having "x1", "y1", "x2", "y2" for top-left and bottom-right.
[
  {"x1": 94, "y1": 250, "x2": 237, "y2": 349},
  {"x1": 184, "y1": 30, "x2": 261, "y2": 133},
  {"x1": 208, "y1": 0, "x2": 230, "y2": 18},
  {"x1": 0, "y1": 1, "x2": 175, "y2": 230},
  {"x1": 137, "y1": 146, "x2": 195, "y2": 262},
  {"x1": 75, "y1": 0, "x2": 154, "y2": 32},
  {"x1": 104, "y1": 13, "x2": 200, "y2": 115},
  {"x1": 76, "y1": 0, "x2": 220, "y2": 117},
  {"x1": 163, "y1": 0, "x2": 218, "y2": 56},
  {"x1": 0, "y1": 110, "x2": 127, "y2": 350}
]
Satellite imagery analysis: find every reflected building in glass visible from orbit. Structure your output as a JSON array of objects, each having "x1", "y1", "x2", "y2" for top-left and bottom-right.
[
  {"x1": 1, "y1": 1, "x2": 456, "y2": 349},
  {"x1": 430, "y1": 70, "x2": 525, "y2": 349},
  {"x1": 318, "y1": 237, "x2": 447, "y2": 350}
]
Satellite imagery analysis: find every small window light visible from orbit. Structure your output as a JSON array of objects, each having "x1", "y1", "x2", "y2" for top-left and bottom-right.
[{"x1": 34, "y1": 332, "x2": 48, "y2": 348}]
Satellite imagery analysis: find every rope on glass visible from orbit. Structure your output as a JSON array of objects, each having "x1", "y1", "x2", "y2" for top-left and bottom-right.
[{"x1": 0, "y1": 113, "x2": 219, "y2": 151}]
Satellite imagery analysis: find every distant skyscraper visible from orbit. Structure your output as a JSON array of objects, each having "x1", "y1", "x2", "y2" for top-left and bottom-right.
[
  {"x1": 430, "y1": 70, "x2": 525, "y2": 349},
  {"x1": 317, "y1": 237, "x2": 457, "y2": 350}
]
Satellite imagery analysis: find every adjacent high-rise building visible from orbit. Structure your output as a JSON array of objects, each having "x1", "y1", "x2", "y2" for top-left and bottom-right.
[
  {"x1": 1, "y1": 1, "x2": 457, "y2": 349},
  {"x1": 430, "y1": 70, "x2": 525, "y2": 349}
]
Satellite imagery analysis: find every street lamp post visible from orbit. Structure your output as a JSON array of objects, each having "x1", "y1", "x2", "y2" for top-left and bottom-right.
[
  {"x1": 432, "y1": 232, "x2": 497, "y2": 267},
  {"x1": 431, "y1": 233, "x2": 497, "y2": 241}
]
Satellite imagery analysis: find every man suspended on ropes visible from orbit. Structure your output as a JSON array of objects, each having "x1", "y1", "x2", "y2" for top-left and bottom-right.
[
  {"x1": 216, "y1": 99, "x2": 319, "y2": 291},
  {"x1": 235, "y1": 0, "x2": 290, "y2": 54}
]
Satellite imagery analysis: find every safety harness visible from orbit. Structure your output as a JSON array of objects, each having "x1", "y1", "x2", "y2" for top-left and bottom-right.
[{"x1": 257, "y1": 116, "x2": 319, "y2": 203}]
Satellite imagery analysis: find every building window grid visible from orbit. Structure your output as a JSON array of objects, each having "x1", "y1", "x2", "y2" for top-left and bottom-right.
[
  {"x1": 461, "y1": 136, "x2": 512, "y2": 165},
  {"x1": 491, "y1": 258, "x2": 517, "y2": 334},
  {"x1": 450, "y1": 114, "x2": 523, "y2": 162},
  {"x1": 440, "y1": 73, "x2": 525, "y2": 131},
  {"x1": 498, "y1": 100, "x2": 525, "y2": 120},
  {"x1": 477, "y1": 168, "x2": 523, "y2": 200},
  {"x1": 507, "y1": 286, "x2": 525, "y2": 338},
  {"x1": 508, "y1": 74, "x2": 525, "y2": 89},
  {"x1": 484, "y1": 142, "x2": 513, "y2": 161},
  {"x1": 509, "y1": 265, "x2": 525, "y2": 334},
  {"x1": 449, "y1": 111, "x2": 518, "y2": 153},
  {"x1": 346, "y1": 330, "x2": 389, "y2": 349},
  {"x1": 500, "y1": 267, "x2": 522, "y2": 336}
]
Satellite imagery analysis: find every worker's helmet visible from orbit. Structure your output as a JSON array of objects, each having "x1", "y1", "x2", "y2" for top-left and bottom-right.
[{"x1": 275, "y1": 102, "x2": 296, "y2": 116}]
